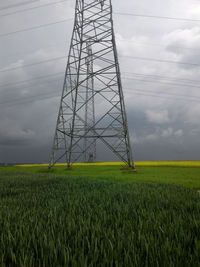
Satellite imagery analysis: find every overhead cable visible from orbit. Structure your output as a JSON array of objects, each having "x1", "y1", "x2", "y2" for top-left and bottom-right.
[
  {"x1": 122, "y1": 76, "x2": 200, "y2": 90},
  {"x1": 1, "y1": 70, "x2": 200, "y2": 92},
  {"x1": 0, "y1": 0, "x2": 69, "y2": 18},
  {"x1": 0, "y1": 56, "x2": 66, "y2": 73},
  {"x1": 125, "y1": 85, "x2": 200, "y2": 100},
  {"x1": 116, "y1": 38, "x2": 200, "y2": 52},
  {"x1": 123, "y1": 71, "x2": 200, "y2": 85},
  {"x1": 127, "y1": 89, "x2": 200, "y2": 103},
  {"x1": 0, "y1": 0, "x2": 40, "y2": 11},
  {"x1": 1, "y1": 53, "x2": 199, "y2": 74},
  {"x1": 1, "y1": 87, "x2": 200, "y2": 107},
  {"x1": 115, "y1": 12, "x2": 200, "y2": 22},
  {"x1": 121, "y1": 55, "x2": 200, "y2": 67},
  {"x1": 0, "y1": 18, "x2": 73, "y2": 38},
  {"x1": 0, "y1": 72, "x2": 63, "y2": 88}
]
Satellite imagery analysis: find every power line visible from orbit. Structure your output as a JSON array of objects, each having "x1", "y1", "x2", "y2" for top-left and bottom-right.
[
  {"x1": 1, "y1": 53, "x2": 199, "y2": 74},
  {"x1": 116, "y1": 38, "x2": 200, "y2": 52},
  {"x1": 0, "y1": 56, "x2": 66, "y2": 73},
  {"x1": 1, "y1": 71, "x2": 200, "y2": 99},
  {"x1": 0, "y1": 18, "x2": 73, "y2": 38},
  {"x1": 130, "y1": 91, "x2": 193, "y2": 103},
  {"x1": 127, "y1": 88, "x2": 200, "y2": 103},
  {"x1": 1, "y1": 70, "x2": 198, "y2": 91},
  {"x1": 4, "y1": 37, "x2": 196, "y2": 63},
  {"x1": 0, "y1": 0, "x2": 40, "y2": 11},
  {"x1": 123, "y1": 76, "x2": 200, "y2": 90},
  {"x1": 121, "y1": 55, "x2": 200, "y2": 67},
  {"x1": 2, "y1": 70, "x2": 200, "y2": 94},
  {"x1": 0, "y1": 70, "x2": 189, "y2": 88},
  {"x1": 1, "y1": 12, "x2": 199, "y2": 40},
  {"x1": 2, "y1": 41, "x2": 66, "y2": 61},
  {"x1": 125, "y1": 85, "x2": 200, "y2": 101},
  {"x1": 0, "y1": 0, "x2": 69, "y2": 18},
  {"x1": 115, "y1": 12, "x2": 200, "y2": 22},
  {"x1": 1, "y1": 77, "x2": 63, "y2": 103},
  {"x1": 1, "y1": 70, "x2": 200, "y2": 106},
  {"x1": 123, "y1": 71, "x2": 200, "y2": 85},
  {"x1": 0, "y1": 72, "x2": 63, "y2": 88},
  {"x1": 0, "y1": 78, "x2": 62, "y2": 102},
  {"x1": 17, "y1": 75, "x2": 200, "y2": 102},
  {"x1": 0, "y1": 91, "x2": 59, "y2": 106},
  {"x1": 0, "y1": 74, "x2": 199, "y2": 106},
  {"x1": 1, "y1": 4, "x2": 198, "y2": 23},
  {"x1": 0, "y1": 13, "x2": 198, "y2": 41},
  {"x1": 1, "y1": 56, "x2": 200, "y2": 97},
  {"x1": 1, "y1": 86, "x2": 200, "y2": 107},
  {"x1": 4, "y1": 38, "x2": 197, "y2": 64},
  {"x1": 2, "y1": 39, "x2": 200, "y2": 70}
]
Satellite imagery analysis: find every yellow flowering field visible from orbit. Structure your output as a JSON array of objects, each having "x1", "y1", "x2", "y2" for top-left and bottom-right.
[{"x1": 17, "y1": 161, "x2": 200, "y2": 167}]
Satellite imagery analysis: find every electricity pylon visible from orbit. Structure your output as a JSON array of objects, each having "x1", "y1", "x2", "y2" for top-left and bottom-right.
[{"x1": 49, "y1": 0, "x2": 135, "y2": 169}]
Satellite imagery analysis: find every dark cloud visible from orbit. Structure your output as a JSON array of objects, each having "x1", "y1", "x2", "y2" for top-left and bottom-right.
[{"x1": 0, "y1": 0, "x2": 200, "y2": 163}]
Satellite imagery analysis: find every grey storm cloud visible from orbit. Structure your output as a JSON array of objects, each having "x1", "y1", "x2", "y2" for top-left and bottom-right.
[{"x1": 0, "y1": 0, "x2": 200, "y2": 163}]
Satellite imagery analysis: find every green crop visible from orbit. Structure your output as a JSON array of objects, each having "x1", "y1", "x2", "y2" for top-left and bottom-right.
[
  {"x1": 2, "y1": 164, "x2": 200, "y2": 189},
  {"x1": 0, "y1": 172, "x2": 200, "y2": 266}
]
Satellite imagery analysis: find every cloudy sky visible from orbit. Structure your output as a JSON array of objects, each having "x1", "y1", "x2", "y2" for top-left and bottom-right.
[{"x1": 0, "y1": 0, "x2": 200, "y2": 163}]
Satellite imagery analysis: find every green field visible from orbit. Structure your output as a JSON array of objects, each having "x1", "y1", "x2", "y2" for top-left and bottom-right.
[
  {"x1": 0, "y1": 163, "x2": 200, "y2": 266},
  {"x1": 2, "y1": 161, "x2": 200, "y2": 189}
]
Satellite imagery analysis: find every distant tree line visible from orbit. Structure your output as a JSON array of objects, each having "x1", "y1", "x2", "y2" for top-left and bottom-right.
[{"x1": 0, "y1": 163, "x2": 15, "y2": 166}]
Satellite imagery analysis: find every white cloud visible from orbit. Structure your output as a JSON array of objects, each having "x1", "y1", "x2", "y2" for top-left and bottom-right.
[
  {"x1": 116, "y1": 33, "x2": 149, "y2": 56},
  {"x1": 132, "y1": 132, "x2": 159, "y2": 144},
  {"x1": 174, "y1": 129, "x2": 183, "y2": 137},
  {"x1": 163, "y1": 27, "x2": 200, "y2": 52},
  {"x1": 188, "y1": 5, "x2": 200, "y2": 19},
  {"x1": 161, "y1": 128, "x2": 184, "y2": 138},
  {"x1": 146, "y1": 109, "x2": 170, "y2": 124},
  {"x1": 163, "y1": 27, "x2": 200, "y2": 67},
  {"x1": 161, "y1": 127, "x2": 173, "y2": 138},
  {"x1": 133, "y1": 126, "x2": 184, "y2": 144},
  {"x1": 190, "y1": 128, "x2": 200, "y2": 136},
  {"x1": 184, "y1": 104, "x2": 200, "y2": 125}
]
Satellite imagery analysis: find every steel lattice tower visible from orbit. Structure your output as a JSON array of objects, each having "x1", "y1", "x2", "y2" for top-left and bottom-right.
[{"x1": 49, "y1": 0, "x2": 134, "y2": 169}]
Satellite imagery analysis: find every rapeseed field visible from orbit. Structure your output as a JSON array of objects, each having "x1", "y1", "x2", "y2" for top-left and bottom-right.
[{"x1": 17, "y1": 160, "x2": 200, "y2": 167}]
